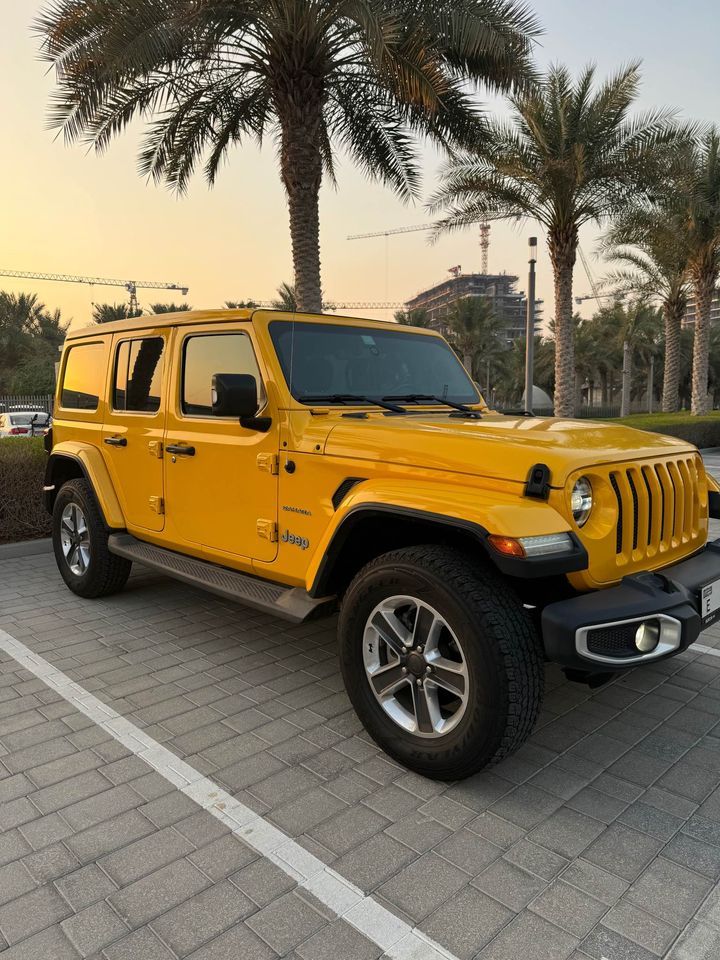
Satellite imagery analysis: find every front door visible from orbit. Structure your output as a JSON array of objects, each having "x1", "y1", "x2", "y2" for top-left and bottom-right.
[
  {"x1": 163, "y1": 323, "x2": 279, "y2": 563},
  {"x1": 102, "y1": 331, "x2": 168, "y2": 533}
]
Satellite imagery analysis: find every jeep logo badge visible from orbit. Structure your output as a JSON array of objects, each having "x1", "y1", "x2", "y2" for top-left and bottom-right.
[{"x1": 282, "y1": 530, "x2": 309, "y2": 550}]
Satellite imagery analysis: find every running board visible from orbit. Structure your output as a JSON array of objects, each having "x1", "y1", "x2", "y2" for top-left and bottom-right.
[{"x1": 108, "y1": 533, "x2": 334, "y2": 623}]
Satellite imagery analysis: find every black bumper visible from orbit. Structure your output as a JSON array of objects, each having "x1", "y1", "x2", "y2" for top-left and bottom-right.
[{"x1": 542, "y1": 539, "x2": 720, "y2": 671}]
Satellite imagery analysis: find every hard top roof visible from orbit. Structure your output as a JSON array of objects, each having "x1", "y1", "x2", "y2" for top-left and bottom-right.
[{"x1": 64, "y1": 308, "x2": 419, "y2": 341}]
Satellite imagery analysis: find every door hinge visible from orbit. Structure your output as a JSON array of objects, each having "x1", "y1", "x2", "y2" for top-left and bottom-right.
[
  {"x1": 149, "y1": 496, "x2": 165, "y2": 515},
  {"x1": 148, "y1": 440, "x2": 163, "y2": 459},
  {"x1": 257, "y1": 519, "x2": 278, "y2": 542},
  {"x1": 257, "y1": 453, "x2": 279, "y2": 475}
]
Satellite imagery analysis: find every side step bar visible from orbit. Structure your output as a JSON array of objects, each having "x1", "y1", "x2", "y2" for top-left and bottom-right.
[{"x1": 108, "y1": 533, "x2": 334, "y2": 623}]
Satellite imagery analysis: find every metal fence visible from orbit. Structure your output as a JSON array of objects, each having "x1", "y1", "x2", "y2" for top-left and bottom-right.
[{"x1": 0, "y1": 394, "x2": 55, "y2": 415}]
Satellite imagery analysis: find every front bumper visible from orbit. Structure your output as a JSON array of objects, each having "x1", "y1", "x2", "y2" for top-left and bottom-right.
[{"x1": 542, "y1": 539, "x2": 720, "y2": 671}]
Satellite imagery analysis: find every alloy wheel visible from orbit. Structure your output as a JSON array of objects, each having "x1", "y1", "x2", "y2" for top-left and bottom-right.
[
  {"x1": 362, "y1": 595, "x2": 469, "y2": 738},
  {"x1": 60, "y1": 503, "x2": 91, "y2": 577}
]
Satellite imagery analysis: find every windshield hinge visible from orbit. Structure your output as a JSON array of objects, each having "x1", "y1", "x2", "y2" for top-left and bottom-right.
[{"x1": 257, "y1": 453, "x2": 279, "y2": 475}]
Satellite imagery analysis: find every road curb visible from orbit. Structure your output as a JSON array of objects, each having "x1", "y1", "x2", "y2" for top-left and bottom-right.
[{"x1": 0, "y1": 538, "x2": 52, "y2": 559}]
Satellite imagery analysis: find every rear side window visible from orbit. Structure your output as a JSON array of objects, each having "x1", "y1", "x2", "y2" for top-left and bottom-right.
[
  {"x1": 113, "y1": 338, "x2": 164, "y2": 413},
  {"x1": 182, "y1": 333, "x2": 265, "y2": 416},
  {"x1": 61, "y1": 342, "x2": 106, "y2": 411}
]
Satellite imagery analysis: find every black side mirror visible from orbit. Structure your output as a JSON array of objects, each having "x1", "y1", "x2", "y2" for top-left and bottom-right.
[{"x1": 212, "y1": 373, "x2": 271, "y2": 432}]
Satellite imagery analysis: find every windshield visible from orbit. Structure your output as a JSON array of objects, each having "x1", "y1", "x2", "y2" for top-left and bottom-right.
[{"x1": 269, "y1": 321, "x2": 480, "y2": 406}]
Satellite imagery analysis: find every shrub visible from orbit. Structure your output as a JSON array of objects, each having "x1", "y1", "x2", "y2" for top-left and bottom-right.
[
  {"x1": 600, "y1": 412, "x2": 720, "y2": 449},
  {"x1": 0, "y1": 438, "x2": 51, "y2": 542}
]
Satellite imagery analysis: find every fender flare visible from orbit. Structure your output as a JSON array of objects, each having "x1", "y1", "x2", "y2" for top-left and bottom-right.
[
  {"x1": 307, "y1": 480, "x2": 587, "y2": 596},
  {"x1": 44, "y1": 443, "x2": 125, "y2": 528}
]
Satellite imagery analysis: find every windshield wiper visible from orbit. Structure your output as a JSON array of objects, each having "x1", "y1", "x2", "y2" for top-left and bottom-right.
[
  {"x1": 301, "y1": 394, "x2": 407, "y2": 414},
  {"x1": 383, "y1": 394, "x2": 482, "y2": 417}
]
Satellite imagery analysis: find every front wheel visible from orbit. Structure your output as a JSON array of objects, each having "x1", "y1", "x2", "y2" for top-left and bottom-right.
[{"x1": 338, "y1": 545, "x2": 544, "y2": 781}]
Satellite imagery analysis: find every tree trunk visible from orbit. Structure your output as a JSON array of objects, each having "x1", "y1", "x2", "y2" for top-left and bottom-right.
[
  {"x1": 463, "y1": 353, "x2": 473, "y2": 376},
  {"x1": 549, "y1": 230, "x2": 577, "y2": 418},
  {"x1": 662, "y1": 301, "x2": 682, "y2": 413},
  {"x1": 621, "y1": 340, "x2": 632, "y2": 417},
  {"x1": 278, "y1": 91, "x2": 324, "y2": 315},
  {"x1": 691, "y1": 274, "x2": 715, "y2": 416}
]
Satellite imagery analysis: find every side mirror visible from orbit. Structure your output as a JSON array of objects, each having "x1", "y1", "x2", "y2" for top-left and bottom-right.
[{"x1": 212, "y1": 373, "x2": 271, "y2": 432}]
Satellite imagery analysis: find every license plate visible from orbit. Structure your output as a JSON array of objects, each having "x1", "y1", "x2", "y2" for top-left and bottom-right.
[{"x1": 701, "y1": 579, "x2": 720, "y2": 627}]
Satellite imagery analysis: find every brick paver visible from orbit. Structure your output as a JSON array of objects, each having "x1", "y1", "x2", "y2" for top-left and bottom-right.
[{"x1": 0, "y1": 459, "x2": 719, "y2": 958}]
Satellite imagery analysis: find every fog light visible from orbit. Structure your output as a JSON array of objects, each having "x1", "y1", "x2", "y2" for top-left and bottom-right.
[{"x1": 635, "y1": 621, "x2": 660, "y2": 653}]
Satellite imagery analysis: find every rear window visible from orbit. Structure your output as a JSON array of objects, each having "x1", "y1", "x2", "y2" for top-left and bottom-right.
[
  {"x1": 10, "y1": 414, "x2": 48, "y2": 426},
  {"x1": 61, "y1": 342, "x2": 106, "y2": 411},
  {"x1": 113, "y1": 338, "x2": 164, "y2": 413}
]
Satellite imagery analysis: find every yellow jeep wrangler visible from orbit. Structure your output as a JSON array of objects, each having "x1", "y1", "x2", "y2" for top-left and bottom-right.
[{"x1": 45, "y1": 309, "x2": 720, "y2": 780}]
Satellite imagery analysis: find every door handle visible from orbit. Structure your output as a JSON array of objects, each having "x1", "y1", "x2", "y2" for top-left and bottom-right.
[
  {"x1": 104, "y1": 436, "x2": 127, "y2": 447},
  {"x1": 166, "y1": 444, "x2": 196, "y2": 457}
]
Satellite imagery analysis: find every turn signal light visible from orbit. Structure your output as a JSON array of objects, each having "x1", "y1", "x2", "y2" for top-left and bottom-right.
[{"x1": 488, "y1": 536, "x2": 526, "y2": 558}]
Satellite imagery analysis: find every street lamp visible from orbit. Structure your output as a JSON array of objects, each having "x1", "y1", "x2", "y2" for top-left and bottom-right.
[{"x1": 524, "y1": 237, "x2": 538, "y2": 414}]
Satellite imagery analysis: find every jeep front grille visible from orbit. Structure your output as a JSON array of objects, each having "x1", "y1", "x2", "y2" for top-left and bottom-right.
[{"x1": 610, "y1": 456, "x2": 704, "y2": 567}]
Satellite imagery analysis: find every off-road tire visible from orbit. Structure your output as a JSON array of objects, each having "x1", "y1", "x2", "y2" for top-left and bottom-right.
[
  {"x1": 338, "y1": 544, "x2": 544, "y2": 781},
  {"x1": 52, "y1": 479, "x2": 132, "y2": 599}
]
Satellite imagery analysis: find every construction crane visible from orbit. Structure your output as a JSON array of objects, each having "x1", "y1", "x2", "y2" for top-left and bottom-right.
[
  {"x1": 0, "y1": 268, "x2": 189, "y2": 312},
  {"x1": 251, "y1": 300, "x2": 404, "y2": 311},
  {"x1": 348, "y1": 222, "x2": 492, "y2": 279}
]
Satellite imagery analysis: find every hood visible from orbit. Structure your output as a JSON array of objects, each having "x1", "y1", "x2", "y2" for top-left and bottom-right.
[{"x1": 323, "y1": 413, "x2": 696, "y2": 487}]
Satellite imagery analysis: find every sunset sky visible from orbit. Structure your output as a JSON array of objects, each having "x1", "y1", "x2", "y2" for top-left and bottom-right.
[{"x1": 1, "y1": 1, "x2": 718, "y2": 330}]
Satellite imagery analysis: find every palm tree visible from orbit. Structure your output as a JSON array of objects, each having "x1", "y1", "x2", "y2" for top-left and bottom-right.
[
  {"x1": 150, "y1": 303, "x2": 192, "y2": 314},
  {"x1": 430, "y1": 62, "x2": 693, "y2": 417},
  {"x1": 38, "y1": 1, "x2": 540, "y2": 315},
  {"x1": 617, "y1": 300, "x2": 662, "y2": 416},
  {"x1": 395, "y1": 308, "x2": 432, "y2": 328},
  {"x1": 601, "y1": 209, "x2": 690, "y2": 412},
  {"x1": 681, "y1": 129, "x2": 720, "y2": 415},
  {"x1": 92, "y1": 303, "x2": 141, "y2": 324},
  {"x1": 272, "y1": 283, "x2": 298, "y2": 313},
  {"x1": 446, "y1": 297, "x2": 503, "y2": 379}
]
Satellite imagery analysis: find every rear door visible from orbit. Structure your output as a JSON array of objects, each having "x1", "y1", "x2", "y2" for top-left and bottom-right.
[{"x1": 101, "y1": 330, "x2": 168, "y2": 533}]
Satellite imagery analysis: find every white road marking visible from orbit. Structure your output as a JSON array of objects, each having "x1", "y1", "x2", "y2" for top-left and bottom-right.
[
  {"x1": 693, "y1": 642, "x2": 720, "y2": 658},
  {"x1": 0, "y1": 628, "x2": 459, "y2": 960}
]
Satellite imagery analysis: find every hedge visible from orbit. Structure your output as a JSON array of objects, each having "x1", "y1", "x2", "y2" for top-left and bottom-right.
[
  {"x1": 599, "y1": 412, "x2": 720, "y2": 449},
  {"x1": 0, "y1": 438, "x2": 51, "y2": 543}
]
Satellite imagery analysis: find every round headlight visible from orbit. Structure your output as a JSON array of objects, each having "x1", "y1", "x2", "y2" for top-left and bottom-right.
[{"x1": 571, "y1": 477, "x2": 593, "y2": 527}]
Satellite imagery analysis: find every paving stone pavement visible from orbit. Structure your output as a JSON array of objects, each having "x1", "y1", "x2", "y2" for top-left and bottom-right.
[{"x1": 0, "y1": 460, "x2": 719, "y2": 960}]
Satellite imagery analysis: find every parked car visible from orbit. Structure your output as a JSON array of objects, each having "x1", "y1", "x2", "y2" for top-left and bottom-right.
[
  {"x1": 0, "y1": 411, "x2": 51, "y2": 437},
  {"x1": 44, "y1": 309, "x2": 720, "y2": 780}
]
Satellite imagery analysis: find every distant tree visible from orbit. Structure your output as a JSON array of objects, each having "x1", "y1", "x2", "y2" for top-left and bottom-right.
[
  {"x1": 446, "y1": 297, "x2": 503, "y2": 378},
  {"x1": 92, "y1": 303, "x2": 141, "y2": 324},
  {"x1": 602, "y1": 208, "x2": 691, "y2": 413},
  {"x1": 430, "y1": 62, "x2": 695, "y2": 417},
  {"x1": 681, "y1": 129, "x2": 720, "y2": 415},
  {"x1": 0, "y1": 291, "x2": 68, "y2": 393},
  {"x1": 272, "y1": 283, "x2": 298, "y2": 313},
  {"x1": 149, "y1": 303, "x2": 192, "y2": 314},
  {"x1": 225, "y1": 300, "x2": 258, "y2": 310},
  {"x1": 395, "y1": 308, "x2": 432, "y2": 327}
]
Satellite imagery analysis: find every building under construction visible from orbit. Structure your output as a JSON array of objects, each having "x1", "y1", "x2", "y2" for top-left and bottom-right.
[
  {"x1": 682, "y1": 288, "x2": 720, "y2": 329},
  {"x1": 404, "y1": 271, "x2": 543, "y2": 343}
]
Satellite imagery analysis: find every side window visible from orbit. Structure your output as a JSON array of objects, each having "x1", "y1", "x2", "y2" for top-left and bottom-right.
[
  {"x1": 61, "y1": 342, "x2": 106, "y2": 411},
  {"x1": 182, "y1": 333, "x2": 265, "y2": 417},
  {"x1": 113, "y1": 338, "x2": 164, "y2": 413}
]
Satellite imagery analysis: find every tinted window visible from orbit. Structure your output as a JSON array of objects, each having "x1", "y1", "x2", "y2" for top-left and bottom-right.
[
  {"x1": 11, "y1": 414, "x2": 48, "y2": 426},
  {"x1": 182, "y1": 333, "x2": 264, "y2": 416},
  {"x1": 114, "y1": 338, "x2": 164, "y2": 413},
  {"x1": 61, "y1": 342, "x2": 106, "y2": 410},
  {"x1": 269, "y1": 321, "x2": 480, "y2": 405}
]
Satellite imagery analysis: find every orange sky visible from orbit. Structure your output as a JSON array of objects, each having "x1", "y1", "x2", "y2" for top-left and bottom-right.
[{"x1": 1, "y1": 1, "x2": 718, "y2": 331}]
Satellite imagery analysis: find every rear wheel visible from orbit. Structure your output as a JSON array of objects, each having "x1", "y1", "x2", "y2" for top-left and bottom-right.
[
  {"x1": 53, "y1": 479, "x2": 132, "y2": 598},
  {"x1": 338, "y1": 545, "x2": 544, "y2": 780}
]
